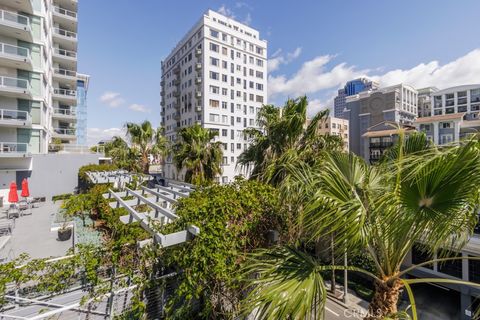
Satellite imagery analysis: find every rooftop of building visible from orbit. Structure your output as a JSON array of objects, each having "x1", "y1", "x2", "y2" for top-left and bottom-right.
[
  {"x1": 432, "y1": 84, "x2": 480, "y2": 95},
  {"x1": 415, "y1": 113, "x2": 466, "y2": 123}
]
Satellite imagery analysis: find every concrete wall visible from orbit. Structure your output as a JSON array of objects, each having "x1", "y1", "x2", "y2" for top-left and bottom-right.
[{"x1": 19, "y1": 153, "x2": 101, "y2": 199}]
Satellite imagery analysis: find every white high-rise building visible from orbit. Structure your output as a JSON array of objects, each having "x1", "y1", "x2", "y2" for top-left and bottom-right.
[
  {"x1": 0, "y1": 0, "x2": 78, "y2": 188},
  {"x1": 160, "y1": 10, "x2": 267, "y2": 183}
]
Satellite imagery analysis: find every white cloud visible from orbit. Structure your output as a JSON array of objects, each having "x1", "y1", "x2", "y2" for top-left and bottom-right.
[
  {"x1": 268, "y1": 47, "x2": 303, "y2": 73},
  {"x1": 218, "y1": 4, "x2": 252, "y2": 26},
  {"x1": 243, "y1": 12, "x2": 252, "y2": 25},
  {"x1": 218, "y1": 5, "x2": 236, "y2": 18},
  {"x1": 373, "y1": 49, "x2": 480, "y2": 89},
  {"x1": 128, "y1": 103, "x2": 150, "y2": 113},
  {"x1": 87, "y1": 127, "x2": 125, "y2": 146},
  {"x1": 268, "y1": 48, "x2": 480, "y2": 109},
  {"x1": 268, "y1": 54, "x2": 368, "y2": 99},
  {"x1": 100, "y1": 91, "x2": 125, "y2": 108}
]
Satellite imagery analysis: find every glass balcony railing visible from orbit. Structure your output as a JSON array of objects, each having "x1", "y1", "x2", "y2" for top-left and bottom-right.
[
  {"x1": 0, "y1": 109, "x2": 30, "y2": 122},
  {"x1": 0, "y1": 10, "x2": 30, "y2": 30},
  {"x1": 54, "y1": 128, "x2": 76, "y2": 136},
  {"x1": 53, "y1": 28, "x2": 77, "y2": 40},
  {"x1": 53, "y1": 48, "x2": 77, "y2": 59},
  {"x1": 54, "y1": 68, "x2": 76, "y2": 78},
  {"x1": 53, "y1": 88, "x2": 77, "y2": 98},
  {"x1": 0, "y1": 42, "x2": 30, "y2": 60},
  {"x1": 53, "y1": 6, "x2": 77, "y2": 19},
  {"x1": 0, "y1": 142, "x2": 28, "y2": 154},
  {"x1": 53, "y1": 108, "x2": 76, "y2": 116},
  {"x1": 0, "y1": 76, "x2": 30, "y2": 92}
]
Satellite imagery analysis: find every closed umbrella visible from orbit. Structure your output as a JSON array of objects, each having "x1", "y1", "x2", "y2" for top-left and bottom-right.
[
  {"x1": 21, "y1": 178, "x2": 30, "y2": 197},
  {"x1": 8, "y1": 181, "x2": 18, "y2": 203}
]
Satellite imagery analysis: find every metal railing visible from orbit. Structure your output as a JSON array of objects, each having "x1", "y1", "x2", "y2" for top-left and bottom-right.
[
  {"x1": 0, "y1": 108, "x2": 30, "y2": 122},
  {"x1": 53, "y1": 6, "x2": 77, "y2": 19},
  {"x1": 53, "y1": 88, "x2": 77, "y2": 98},
  {"x1": 53, "y1": 128, "x2": 76, "y2": 136},
  {"x1": 53, "y1": 27, "x2": 77, "y2": 40},
  {"x1": 49, "y1": 144, "x2": 104, "y2": 154},
  {"x1": 53, "y1": 108, "x2": 76, "y2": 116},
  {"x1": 0, "y1": 142, "x2": 28, "y2": 154},
  {"x1": 53, "y1": 68, "x2": 76, "y2": 78},
  {"x1": 53, "y1": 47, "x2": 77, "y2": 59},
  {"x1": 0, "y1": 9, "x2": 30, "y2": 29},
  {"x1": 0, "y1": 42, "x2": 30, "y2": 60},
  {"x1": 0, "y1": 76, "x2": 30, "y2": 91}
]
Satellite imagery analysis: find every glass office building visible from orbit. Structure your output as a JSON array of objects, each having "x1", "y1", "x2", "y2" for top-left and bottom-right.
[{"x1": 76, "y1": 74, "x2": 90, "y2": 145}]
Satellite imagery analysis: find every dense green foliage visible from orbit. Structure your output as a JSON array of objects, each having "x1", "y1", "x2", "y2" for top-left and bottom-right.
[
  {"x1": 238, "y1": 96, "x2": 344, "y2": 186},
  {"x1": 158, "y1": 179, "x2": 282, "y2": 319},
  {"x1": 242, "y1": 133, "x2": 480, "y2": 319},
  {"x1": 172, "y1": 124, "x2": 223, "y2": 185}
]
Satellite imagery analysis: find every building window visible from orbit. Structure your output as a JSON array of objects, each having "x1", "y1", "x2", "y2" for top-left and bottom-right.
[
  {"x1": 209, "y1": 99, "x2": 219, "y2": 108},
  {"x1": 210, "y1": 71, "x2": 219, "y2": 80},
  {"x1": 210, "y1": 42, "x2": 219, "y2": 52},
  {"x1": 210, "y1": 57, "x2": 219, "y2": 66},
  {"x1": 209, "y1": 113, "x2": 219, "y2": 122},
  {"x1": 210, "y1": 86, "x2": 219, "y2": 94}
]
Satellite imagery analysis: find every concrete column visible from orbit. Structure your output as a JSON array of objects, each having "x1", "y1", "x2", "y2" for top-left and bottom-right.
[
  {"x1": 454, "y1": 120, "x2": 461, "y2": 143},
  {"x1": 433, "y1": 121, "x2": 439, "y2": 145}
]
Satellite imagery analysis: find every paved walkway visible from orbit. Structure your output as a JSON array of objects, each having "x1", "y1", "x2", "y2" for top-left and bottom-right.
[{"x1": 0, "y1": 201, "x2": 72, "y2": 261}]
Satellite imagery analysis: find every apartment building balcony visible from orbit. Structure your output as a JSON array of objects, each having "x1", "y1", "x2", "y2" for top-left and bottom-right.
[
  {"x1": 195, "y1": 90, "x2": 202, "y2": 98},
  {"x1": 195, "y1": 63, "x2": 202, "y2": 70},
  {"x1": 53, "y1": 48, "x2": 77, "y2": 67},
  {"x1": 173, "y1": 79, "x2": 180, "y2": 86},
  {"x1": 173, "y1": 66, "x2": 180, "y2": 74},
  {"x1": 0, "y1": 0, "x2": 34, "y2": 14},
  {"x1": 195, "y1": 48, "x2": 202, "y2": 57},
  {"x1": 160, "y1": 100, "x2": 165, "y2": 106},
  {"x1": 174, "y1": 126, "x2": 181, "y2": 132},
  {"x1": 0, "y1": 109, "x2": 31, "y2": 127},
  {"x1": 195, "y1": 77, "x2": 202, "y2": 85},
  {"x1": 172, "y1": 90, "x2": 180, "y2": 97},
  {"x1": 0, "y1": 42, "x2": 33, "y2": 70},
  {"x1": 52, "y1": 88, "x2": 77, "y2": 104},
  {"x1": 53, "y1": 28, "x2": 77, "y2": 49},
  {"x1": 160, "y1": 79, "x2": 165, "y2": 86},
  {"x1": 53, "y1": 107, "x2": 76, "y2": 121},
  {"x1": 52, "y1": 127, "x2": 76, "y2": 140},
  {"x1": 53, "y1": 68, "x2": 77, "y2": 86},
  {"x1": 0, "y1": 76, "x2": 31, "y2": 99},
  {"x1": 0, "y1": 10, "x2": 32, "y2": 42},
  {"x1": 195, "y1": 105, "x2": 202, "y2": 112},
  {"x1": 160, "y1": 110, "x2": 164, "y2": 116},
  {"x1": 172, "y1": 101, "x2": 180, "y2": 109},
  {"x1": 0, "y1": 142, "x2": 30, "y2": 157},
  {"x1": 173, "y1": 112, "x2": 181, "y2": 121},
  {"x1": 52, "y1": 6, "x2": 77, "y2": 25}
]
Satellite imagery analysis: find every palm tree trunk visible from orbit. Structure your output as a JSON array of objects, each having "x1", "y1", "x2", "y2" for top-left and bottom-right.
[
  {"x1": 330, "y1": 235, "x2": 336, "y2": 295},
  {"x1": 364, "y1": 279, "x2": 403, "y2": 320}
]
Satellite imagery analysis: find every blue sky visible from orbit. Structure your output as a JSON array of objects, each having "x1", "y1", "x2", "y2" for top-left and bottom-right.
[{"x1": 79, "y1": 0, "x2": 480, "y2": 144}]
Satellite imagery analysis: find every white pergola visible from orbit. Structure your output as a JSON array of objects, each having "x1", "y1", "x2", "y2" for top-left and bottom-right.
[{"x1": 103, "y1": 180, "x2": 200, "y2": 248}]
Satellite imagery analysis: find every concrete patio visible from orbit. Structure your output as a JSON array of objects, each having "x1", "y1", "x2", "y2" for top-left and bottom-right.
[{"x1": 0, "y1": 201, "x2": 72, "y2": 261}]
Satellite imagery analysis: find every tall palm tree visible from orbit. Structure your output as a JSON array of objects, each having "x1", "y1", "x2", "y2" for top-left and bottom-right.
[
  {"x1": 107, "y1": 136, "x2": 141, "y2": 172},
  {"x1": 237, "y1": 96, "x2": 342, "y2": 186},
  {"x1": 172, "y1": 124, "x2": 223, "y2": 185},
  {"x1": 241, "y1": 133, "x2": 480, "y2": 320},
  {"x1": 125, "y1": 121, "x2": 169, "y2": 174}
]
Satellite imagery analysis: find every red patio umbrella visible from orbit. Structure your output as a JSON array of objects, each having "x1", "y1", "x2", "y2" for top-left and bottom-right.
[
  {"x1": 21, "y1": 178, "x2": 30, "y2": 197},
  {"x1": 8, "y1": 181, "x2": 18, "y2": 203}
]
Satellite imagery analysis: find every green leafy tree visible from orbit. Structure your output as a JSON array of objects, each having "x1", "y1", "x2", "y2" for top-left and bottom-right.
[
  {"x1": 125, "y1": 121, "x2": 169, "y2": 174},
  {"x1": 238, "y1": 96, "x2": 342, "y2": 186},
  {"x1": 172, "y1": 124, "x2": 223, "y2": 185},
  {"x1": 241, "y1": 134, "x2": 480, "y2": 320},
  {"x1": 158, "y1": 179, "x2": 283, "y2": 319},
  {"x1": 62, "y1": 193, "x2": 92, "y2": 227}
]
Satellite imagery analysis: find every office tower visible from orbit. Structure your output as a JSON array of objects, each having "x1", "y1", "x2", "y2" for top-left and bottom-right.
[
  {"x1": 333, "y1": 78, "x2": 379, "y2": 118},
  {"x1": 343, "y1": 84, "x2": 417, "y2": 162},
  {"x1": 160, "y1": 10, "x2": 267, "y2": 183}
]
